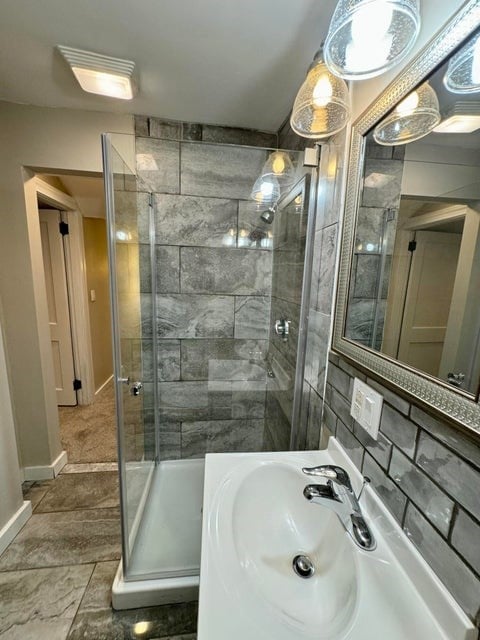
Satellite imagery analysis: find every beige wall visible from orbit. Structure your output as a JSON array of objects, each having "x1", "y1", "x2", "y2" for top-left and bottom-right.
[
  {"x1": 83, "y1": 217, "x2": 113, "y2": 391},
  {"x1": 0, "y1": 101, "x2": 133, "y2": 469},
  {"x1": 0, "y1": 299, "x2": 24, "y2": 530}
]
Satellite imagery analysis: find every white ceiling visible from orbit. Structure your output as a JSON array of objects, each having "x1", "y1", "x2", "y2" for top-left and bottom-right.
[{"x1": 0, "y1": 0, "x2": 337, "y2": 132}]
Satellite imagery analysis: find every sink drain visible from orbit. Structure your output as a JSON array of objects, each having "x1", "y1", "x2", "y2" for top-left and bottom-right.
[{"x1": 292, "y1": 554, "x2": 315, "y2": 579}]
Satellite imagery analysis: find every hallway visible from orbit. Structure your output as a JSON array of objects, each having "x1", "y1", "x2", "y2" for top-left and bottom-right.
[{"x1": 59, "y1": 379, "x2": 118, "y2": 464}]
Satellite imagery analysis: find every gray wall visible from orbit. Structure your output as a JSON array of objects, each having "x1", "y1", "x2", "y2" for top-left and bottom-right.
[
  {"x1": 280, "y1": 78, "x2": 480, "y2": 628},
  {"x1": 287, "y1": 78, "x2": 480, "y2": 636},
  {"x1": 323, "y1": 355, "x2": 480, "y2": 625},
  {"x1": 134, "y1": 116, "x2": 299, "y2": 460}
]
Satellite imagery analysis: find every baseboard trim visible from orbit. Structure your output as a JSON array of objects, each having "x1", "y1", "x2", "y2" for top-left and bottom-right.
[
  {"x1": 95, "y1": 374, "x2": 114, "y2": 396},
  {"x1": 23, "y1": 450, "x2": 68, "y2": 481},
  {"x1": 0, "y1": 501, "x2": 32, "y2": 556}
]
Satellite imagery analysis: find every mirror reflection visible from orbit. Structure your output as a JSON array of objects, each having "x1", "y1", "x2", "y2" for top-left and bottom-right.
[{"x1": 345, "y1": 28, "x2": 480, "y2": 396}]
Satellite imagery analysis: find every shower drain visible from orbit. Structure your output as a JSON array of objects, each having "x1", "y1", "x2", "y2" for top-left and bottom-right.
[{"x1": 292, "y1": 554, "x2": 315, "y2": 579}]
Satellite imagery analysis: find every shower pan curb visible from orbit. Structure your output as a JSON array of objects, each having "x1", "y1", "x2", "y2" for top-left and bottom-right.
[{"x1": 112, "y1": 561, "x2": 199, "y2": 610}]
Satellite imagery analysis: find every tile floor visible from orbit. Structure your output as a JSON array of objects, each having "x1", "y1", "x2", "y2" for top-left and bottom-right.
[
  {"x1": 0, "y1": 382, "x2": 198, "y2": 639},
  {"x1": 0, "y1": 469, "x2": 198, "y2": 639}
]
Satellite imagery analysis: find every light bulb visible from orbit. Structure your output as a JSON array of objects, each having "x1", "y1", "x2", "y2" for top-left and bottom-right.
[
  {"x1": 472, "y1": 36, "x2": 480, "y2": 85},
  {"x1": 345, "y1": 35, "x2": 393, "y2": 73},
  {"x1": 351, "y1": 1, "x2": 393, "y2": 43},
  {"x1": 272, "y1": 153, "x2": 286, "y2": 174},
  {"x1": 260, "y1": 181, "x2": 274, "y2": 197},
  {"x1": 312, "y1": 74, "x2": 333, "y2": 108},
  {"x1": 396, "y1": 90, "x2": 419, "y2": 114}
]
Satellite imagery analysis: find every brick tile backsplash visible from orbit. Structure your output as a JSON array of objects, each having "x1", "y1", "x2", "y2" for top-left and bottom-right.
[
  {"x1": 404, "y1": 503, "x2": 480, "y2": 622},
  {"x1": 416, "y1": 431, "x2": 480, "y2": 522},
  {"x1": 380, "y1": 404, "x2": 417, "y2": 458},
  {"x1": 324, "y1": 351, "x2": 480, "y2": 624},
  {"x1": 390, "y1": 447, "x2": 454, "y2": 536}
]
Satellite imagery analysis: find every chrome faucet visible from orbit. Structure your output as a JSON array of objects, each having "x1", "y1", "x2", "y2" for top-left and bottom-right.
[{"x1": 302, "y1": 465, "x2": 376, "y2": 551}]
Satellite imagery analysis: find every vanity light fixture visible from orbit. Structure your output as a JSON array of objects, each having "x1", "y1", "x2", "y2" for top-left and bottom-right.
[
  {"x1": 57, "y1": 45, "x2": 137, "y2": 99},
  {"x1": 324, "y1": 0, "x2": 421, "y2": 80},
  {"x1": 373, "y1": 82, "x2": 440, "y2": 145},
  {"x1": 444, "y1": 31, "x2": 480, "y2": 94},
  {"x1": 290, "y1": 50, "x2": 350, "y2": 139},
  {"x1": 434, "y1": 103, "x2": 480, "y2": 133}
]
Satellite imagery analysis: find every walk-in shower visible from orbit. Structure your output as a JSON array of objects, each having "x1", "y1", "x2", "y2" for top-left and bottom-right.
[{"x1": 102, "y1": 131, "x2": 318, "y2": 608}]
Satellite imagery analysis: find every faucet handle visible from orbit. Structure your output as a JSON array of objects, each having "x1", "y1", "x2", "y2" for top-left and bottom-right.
[
  {"x1": 302, "y1": 465, "x2": 353, "y2": 491},
  {"x1": 356, "y1": 476, "x2": 371, "y2": 502}
]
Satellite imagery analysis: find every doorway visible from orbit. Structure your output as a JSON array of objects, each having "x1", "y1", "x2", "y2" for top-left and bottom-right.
[{"x1": 35, "y1": 175, "x2": 117, "y2": 463}]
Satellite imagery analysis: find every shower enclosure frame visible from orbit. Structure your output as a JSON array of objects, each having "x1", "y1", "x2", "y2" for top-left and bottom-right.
[{"x1": 102, "y1": 131, "x2": 321, "y2": 607}]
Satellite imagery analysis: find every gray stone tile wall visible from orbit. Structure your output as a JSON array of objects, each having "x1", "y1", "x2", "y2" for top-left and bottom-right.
[
  {"x1": 298, "y1": 129, "x2": 349, "y2": 456},
  {"x1": 133, "y1": 117, "x2": 300, "y2": 460},
  {"x1": 323, "y1": 352, "x2": 480, "y2": 624},
  {"x1": 135, "y1": 115, "x2": 277, "y2": 148}
]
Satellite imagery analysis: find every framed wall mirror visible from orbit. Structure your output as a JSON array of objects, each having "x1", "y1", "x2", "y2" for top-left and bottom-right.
[{"x1": 333, "y1": 1, "x2": 480, "y2": 436}]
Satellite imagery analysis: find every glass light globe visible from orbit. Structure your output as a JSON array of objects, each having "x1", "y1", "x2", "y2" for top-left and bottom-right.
[
  {"x1": 373, "y1": 82, "x2": 441, "y2": 146},
  {"x1": 261, "y1": 151, "x2": 295, "y2": 190},
  {"x1": 444, "y1": 31, "x2": 480, "y2": 94},
  {"x1": 250, "y1": 174, "x2": 280, "y2": 206},
  {"x1": 290, "y1": 56, "x2": 350, "y2": 139},
  {"x1": 324, "y1": 0, "x2": 421, "y2": 80}
]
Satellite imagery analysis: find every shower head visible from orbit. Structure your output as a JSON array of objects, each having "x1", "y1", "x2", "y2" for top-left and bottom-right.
[{"x1": 260, "y1": 204, "x2": 277, "y2": 224}]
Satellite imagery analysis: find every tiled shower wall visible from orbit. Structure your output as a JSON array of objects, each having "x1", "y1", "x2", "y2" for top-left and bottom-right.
[
  {"x1": 283, "y1": 119, "x2": 480, "y2": 625},
  {"x1": 134, "y1": 115, "x2": 295, "y2": 460}
]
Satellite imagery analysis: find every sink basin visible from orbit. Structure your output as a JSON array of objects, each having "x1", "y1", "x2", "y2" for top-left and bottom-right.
[
  {"x1": 230, "y1": 463, "x2": 358, "y2": 636},
  {"x1": 199, "y1": 441, "x2": 476, "y2": 640}
]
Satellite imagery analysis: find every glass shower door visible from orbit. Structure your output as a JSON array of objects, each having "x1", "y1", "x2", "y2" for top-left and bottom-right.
[
  {"x1": 102, "y1": 134, "x2": 156, "y2": 579},
  {"x1": 265, "y1": 173, "x2": 316, "y2": 451}
]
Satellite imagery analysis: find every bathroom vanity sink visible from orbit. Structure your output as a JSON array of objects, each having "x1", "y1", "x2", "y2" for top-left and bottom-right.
[{"x1": 198, "y1": 439, "x2": 476, "y2": 640}]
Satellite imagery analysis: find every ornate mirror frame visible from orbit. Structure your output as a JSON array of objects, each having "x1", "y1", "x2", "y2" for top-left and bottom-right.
[{"x1": 333, "y1": 0, "x2": 480, "y2": 437}]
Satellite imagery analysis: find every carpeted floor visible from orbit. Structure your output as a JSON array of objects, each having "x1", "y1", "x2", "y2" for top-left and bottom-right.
[{"x1": 59, "y1": 379, "x2": 118, "y2": 463}]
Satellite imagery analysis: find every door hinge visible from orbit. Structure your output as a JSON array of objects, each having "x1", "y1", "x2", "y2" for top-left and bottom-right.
[
  {"x1": 408, "y1": 240, "x2": 417, "y2": 252},
  {"x1": 59, "y1": 221, "x2": 69, "y2": 236},
  {"x1": 73, "y1": 379, "x2": 82, "y2": 391}
]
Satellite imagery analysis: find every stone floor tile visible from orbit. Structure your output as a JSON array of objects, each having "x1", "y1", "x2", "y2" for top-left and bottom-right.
[
  {"x1": 35, "y1": 472, "x2": 119, "y2": 513},
  {"x1": 67, "y1": 600, "x2": 198, "y2": 640},
  {"x1": 0, "y1": 564, "x2": 93, "y2": 640},
  {"x1": 0, "y1": 509, "x2": 121, "y2": 571},
  {"x1": 22, "y1": 480, "x2": 55, "y2": 511}
]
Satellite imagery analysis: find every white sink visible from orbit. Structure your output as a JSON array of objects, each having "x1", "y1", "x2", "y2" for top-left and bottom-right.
[{"x1": 198, "y1": 439, "x2": 476, "y2": 640}]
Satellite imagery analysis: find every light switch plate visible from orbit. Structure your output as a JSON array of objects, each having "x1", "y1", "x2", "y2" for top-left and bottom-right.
[{"x1": 350, "y1": 378, "x2": 383, "y2": 440}]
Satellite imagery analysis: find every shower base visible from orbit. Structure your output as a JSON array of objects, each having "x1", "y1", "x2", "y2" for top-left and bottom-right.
[{"x1": 112, "y1": 457, "x2": 204, "y2": 610}]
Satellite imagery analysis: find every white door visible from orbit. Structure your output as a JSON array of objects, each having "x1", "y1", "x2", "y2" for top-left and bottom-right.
[
  {"x1": 398, "y1": 230, "x2": 461, "y2": 377},
  {"x1": 39, "y1": 210, "x2": 77, "y2": 405}
]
